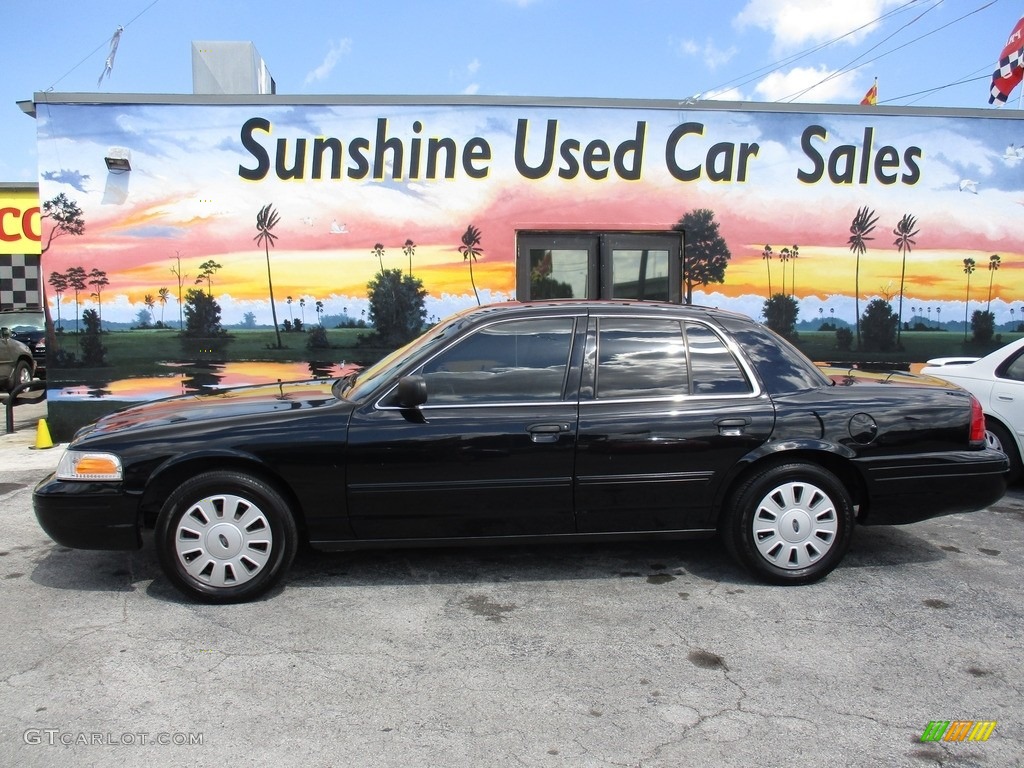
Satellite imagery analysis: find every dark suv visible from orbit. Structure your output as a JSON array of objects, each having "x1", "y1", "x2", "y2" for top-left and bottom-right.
[{"x1": 0, "y1": 308, "x2": 46, "y2": 378}]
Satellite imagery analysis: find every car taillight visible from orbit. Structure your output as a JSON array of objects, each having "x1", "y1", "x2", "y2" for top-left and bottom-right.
[{"x1": 969, "y1": 395, "x2": 986, "y2": 444}]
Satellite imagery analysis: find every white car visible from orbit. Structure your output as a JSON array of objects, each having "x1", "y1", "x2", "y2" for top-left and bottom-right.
[{"x1": 922, "y1": 338, "x2": 1024, "y2": 481}]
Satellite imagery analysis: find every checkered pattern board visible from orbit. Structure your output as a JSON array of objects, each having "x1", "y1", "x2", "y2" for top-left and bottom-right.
[{"x1": 0, "y1": 253, "x2": 42, "y2": 310}]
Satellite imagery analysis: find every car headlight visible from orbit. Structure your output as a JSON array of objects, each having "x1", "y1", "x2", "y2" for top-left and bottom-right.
[{"x1": 55, "y1": 450, "x2": 123, "y2": 481}]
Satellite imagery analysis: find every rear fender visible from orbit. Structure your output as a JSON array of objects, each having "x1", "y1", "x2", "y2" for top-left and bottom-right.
[{"x1": 710, "y1": 439, "x2": 864, "y2": 523}]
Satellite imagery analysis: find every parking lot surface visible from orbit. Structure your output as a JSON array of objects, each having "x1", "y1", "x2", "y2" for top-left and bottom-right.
[{"x1": 1, "y1": 396, "x2": 1021, "y2": 766}]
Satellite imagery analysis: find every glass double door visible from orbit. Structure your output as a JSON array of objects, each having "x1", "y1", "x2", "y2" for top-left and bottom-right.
[{"x1": 517, "y1": 232, "x2": 683, "y2": 303}]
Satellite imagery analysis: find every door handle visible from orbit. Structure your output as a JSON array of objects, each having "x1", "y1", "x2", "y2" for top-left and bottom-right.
[
  {"x1": 527, "y1": 423, "x2": 571, "y2": 443},
  {"x1": 997, "y1": 394, "x2": 1013, "y2": 401},
  {"x1": 714, "y1": 417, "x2": 748, "y2": 437}
]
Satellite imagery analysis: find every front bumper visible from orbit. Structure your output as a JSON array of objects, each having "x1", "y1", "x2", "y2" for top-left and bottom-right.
[{"x1": 33, "y1": 474, "x2": 143, "y2": 550}]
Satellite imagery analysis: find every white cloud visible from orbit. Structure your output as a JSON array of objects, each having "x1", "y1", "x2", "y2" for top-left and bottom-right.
[
  {"x1": 678, "y1": 38, "x2": 738, "y2": 70},
  {"x1": 754, "y1": 65, "x2": 861, "y2": 102},
  {"x1": 735, "y1": 0, "x2": 904, "y2": 49},
  {"x1": 303, "y1": 39, "x2": 353, "y2": 85},
  {"x1": 451, "y1": 59, "x2": 482, "y2": 94}
]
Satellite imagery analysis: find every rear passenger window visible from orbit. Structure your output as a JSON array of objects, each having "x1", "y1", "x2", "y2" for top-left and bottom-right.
[
  {"x1": 596, "y1": 318, "x2": 688, "y2": 399},
  {"x1": 1000, "y1": 352, "x2": 1024, "y2": 382},
  {"x1": 685, "y1": 323, "x2": 752, "y2": 394},
  {"x1": 594, "y1": 318, "x2": 752, "y2": 399}
]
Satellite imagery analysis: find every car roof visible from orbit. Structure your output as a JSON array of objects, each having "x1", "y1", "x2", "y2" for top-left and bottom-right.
[{"x1": 457, "y1": 300, "x2": 755, "y2": 324}]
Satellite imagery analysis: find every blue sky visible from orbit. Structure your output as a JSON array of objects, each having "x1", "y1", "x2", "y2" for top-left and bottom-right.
[{"x1": 4, "y1": 0, "x2": 1023, "y2": 182}]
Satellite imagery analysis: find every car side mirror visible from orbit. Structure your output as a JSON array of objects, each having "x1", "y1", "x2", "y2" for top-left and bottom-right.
[
  {"x1": 396, "y1": 375, "x2": 427, "y2": 408},
  {"x1": 0, "y1": 327, "x2": 10, "y2": 340}
]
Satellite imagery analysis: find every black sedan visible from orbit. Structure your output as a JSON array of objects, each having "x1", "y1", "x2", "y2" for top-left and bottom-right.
[{"x1": 34, "y1": 301, "x2": 1008, "y2": 602}]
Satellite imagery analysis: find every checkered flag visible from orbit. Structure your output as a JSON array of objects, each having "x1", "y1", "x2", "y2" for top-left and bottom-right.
[{"x1": 990, "y1": 17, "x2": 1024, "y2": 105}]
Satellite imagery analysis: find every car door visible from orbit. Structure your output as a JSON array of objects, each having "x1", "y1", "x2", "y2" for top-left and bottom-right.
[
  {"x1": 991, "y1": 349, "x2": 1024, "y2": 447},
  {"x1": 345, "y1": 313, "x2": 585, "y2": 539},
  {"x1": 0, "y1": 332, "x2": 15, "y2": 383},
  {"x1": 574, "y1": 314, "x2": 775, "y2": 533}
]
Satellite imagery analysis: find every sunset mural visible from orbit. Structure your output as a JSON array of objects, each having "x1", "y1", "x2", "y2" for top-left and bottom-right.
[{"x1": 31, "y1": 95, "x2": 1024, "y2": 431}]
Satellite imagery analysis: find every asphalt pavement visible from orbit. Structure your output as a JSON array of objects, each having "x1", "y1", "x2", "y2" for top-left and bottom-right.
[{"x1": 1, "y1": 391, "x2": 1022, "y2": 766}]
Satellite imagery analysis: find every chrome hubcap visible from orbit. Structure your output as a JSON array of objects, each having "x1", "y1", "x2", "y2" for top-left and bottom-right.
[
  {"x1": 174, "y1": 494, "x2": 273, "y2": 588},
  {"x1": 752, "y1": 481, "x2": 838, "y2": 570}
]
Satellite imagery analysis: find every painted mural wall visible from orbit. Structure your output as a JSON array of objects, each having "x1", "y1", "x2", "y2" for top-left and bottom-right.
[{"x1": 34, "y1": 96, "x2": 1024, "y2": 433}]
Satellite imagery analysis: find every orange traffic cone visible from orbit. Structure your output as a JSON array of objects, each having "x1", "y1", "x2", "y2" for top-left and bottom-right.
[{"x1": 33, "y1": 419, "x2": 53, "y2": 450}]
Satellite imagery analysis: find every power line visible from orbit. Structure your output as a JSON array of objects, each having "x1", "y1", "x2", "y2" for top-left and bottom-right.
[
  {"x1": 783, "y1": 0, "x2": 946, "y2": 101},
  {"x1": 700, "y1": 0, "x2": 924, "y2": 97},
  {"x1": 884, "y1": 71, "x2": 991, "y2": 105},
  {"x1": 782, "y1": 0, "x2": 999, "y2": 103}
]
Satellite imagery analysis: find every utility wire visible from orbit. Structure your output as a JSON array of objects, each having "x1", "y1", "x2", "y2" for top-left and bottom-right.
[
  {"x1": 701, "y1": 0, "x2": 924, "y2": 97},
  {"x1": 783, "y1": 0, "x2": 999, "y2": 102},
  {"x1": 783, "y1": 0, "x2": 946, "y2": 101},
  {"x1": 884, "y1": 70, "x2": 991, "y2": 106},
  {"x1": 45, "y1": 0, "x2": 162, "y2": 91}
]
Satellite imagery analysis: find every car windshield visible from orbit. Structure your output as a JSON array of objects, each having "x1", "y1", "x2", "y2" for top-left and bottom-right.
[
  {"x1": 0, "y1": 311, "x2": 44, "y2": 332},
  {"x1": 339, "y1": 311, "x2": 477, "y2": 401}
]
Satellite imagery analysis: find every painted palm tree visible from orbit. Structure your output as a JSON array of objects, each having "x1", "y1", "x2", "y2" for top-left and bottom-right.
[
  {"x1": 789, "y1": 245, "x2": 799, "y2": 297},
  {"x1": 286, "y1": 296, "x2": 294, "y2": 323},
  {"x1": 779, "y1": 247, "x2": 791, "y2": 297},
  {"x1": 403, "y1": 239, "x2": 416, "y2": 276},
  {"x1": 87, "y1": 268, "x2": 109, "y2": 330},
  {"x1": 157, "y1": 287, "x2": 170, "y2": 326},
  {"x1": 254, "y1": 203, "x2": 282, "y2": 349},
  {"x1": 963, "y1": 257, "x2": 976, "y2": 341},
  {"x1": 761, "y1": 245, "x2": 773, "y2": 298},
  {"x1": 144, "y1": 293, "x2": 156, "y2": 324},
  {"x1": 299, "y1": 297, "x2": 306, "y2": 324},
  {"x1": 459, "y1": 224, "x2": 483, "y2": 305},
  {"x1": 66, "y1": 266, "x2": 87, "y2": 334},
  {"x1": 892, "y1": 213, "x2": 920, "y2": 347},
  {"x1": 372, "y1": 243, "x2": 385, "y2": 274},
  {"x1": 48, "y1": 271, "x2": 68, "y2": 332},
  {"x1": 315, "y1": 299, "x2": 324, "y2": 325},
  {"x1": 170, "y1": 253, "x2": 187, "y2": 330},
  {"x1": 987, "y1": 254, "x2": 1001, "y2": 312},
  {"x1": 847, "y1": 206, "x2": 879, "y2": 350},
  {"x1": 194, "y1": 260, "x2": 221, "y2": 296}
]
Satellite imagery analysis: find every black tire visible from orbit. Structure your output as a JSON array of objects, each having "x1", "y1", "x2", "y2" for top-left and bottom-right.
[
  {"x1": 156, "y1": 471, "x2": 298, "y2": 603},
  {"x1": 721, "y1": 462, "x2": 854, "y2": 585},
  {"x1": 984, "y1": 418, "x2": 1021, "y2": 484},
  {"x1": 6, "y1": 359, "x2": 31, "y2": 392}
]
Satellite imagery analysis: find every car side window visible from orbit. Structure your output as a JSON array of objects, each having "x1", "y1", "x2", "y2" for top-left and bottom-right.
[
  {"x1": 418, "y1": 317, "x2": 575, "y2": 404},
  {"x1": 1000, "y1": 352, "x2": 1024, "y2": 382},
  {"x1": 596, "y1": 317, "x2": 688, "y2": 399},
  {"x1": 685, "y1": 323, "x2": 753, "y2": 395}
]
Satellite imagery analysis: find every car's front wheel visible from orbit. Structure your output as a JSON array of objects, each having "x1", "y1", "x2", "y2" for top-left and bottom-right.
[
  {"x1": 984, "y1": 418, "x2": 1021, "y2": 483},
  {"x1": 722, "y1": 462, "x2": 854, "y2": 585},
  {"x1": 156, "y1": 471, "x2": 298, "y2": 603},
  {"x1": 5, "y1": 359, "x2": 31, "y2": 392}
]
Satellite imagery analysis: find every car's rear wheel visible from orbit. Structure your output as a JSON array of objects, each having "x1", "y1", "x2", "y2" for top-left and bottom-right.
[
  {"x1": 984, "y1": 418, "x2": 1021, "y2": 483},
  {"x1": 722, "y1": 462, "x2": 854, "y2": 585},
  {"x1": 156, "y1": 471, "x2": 298, "y2": 603}
]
